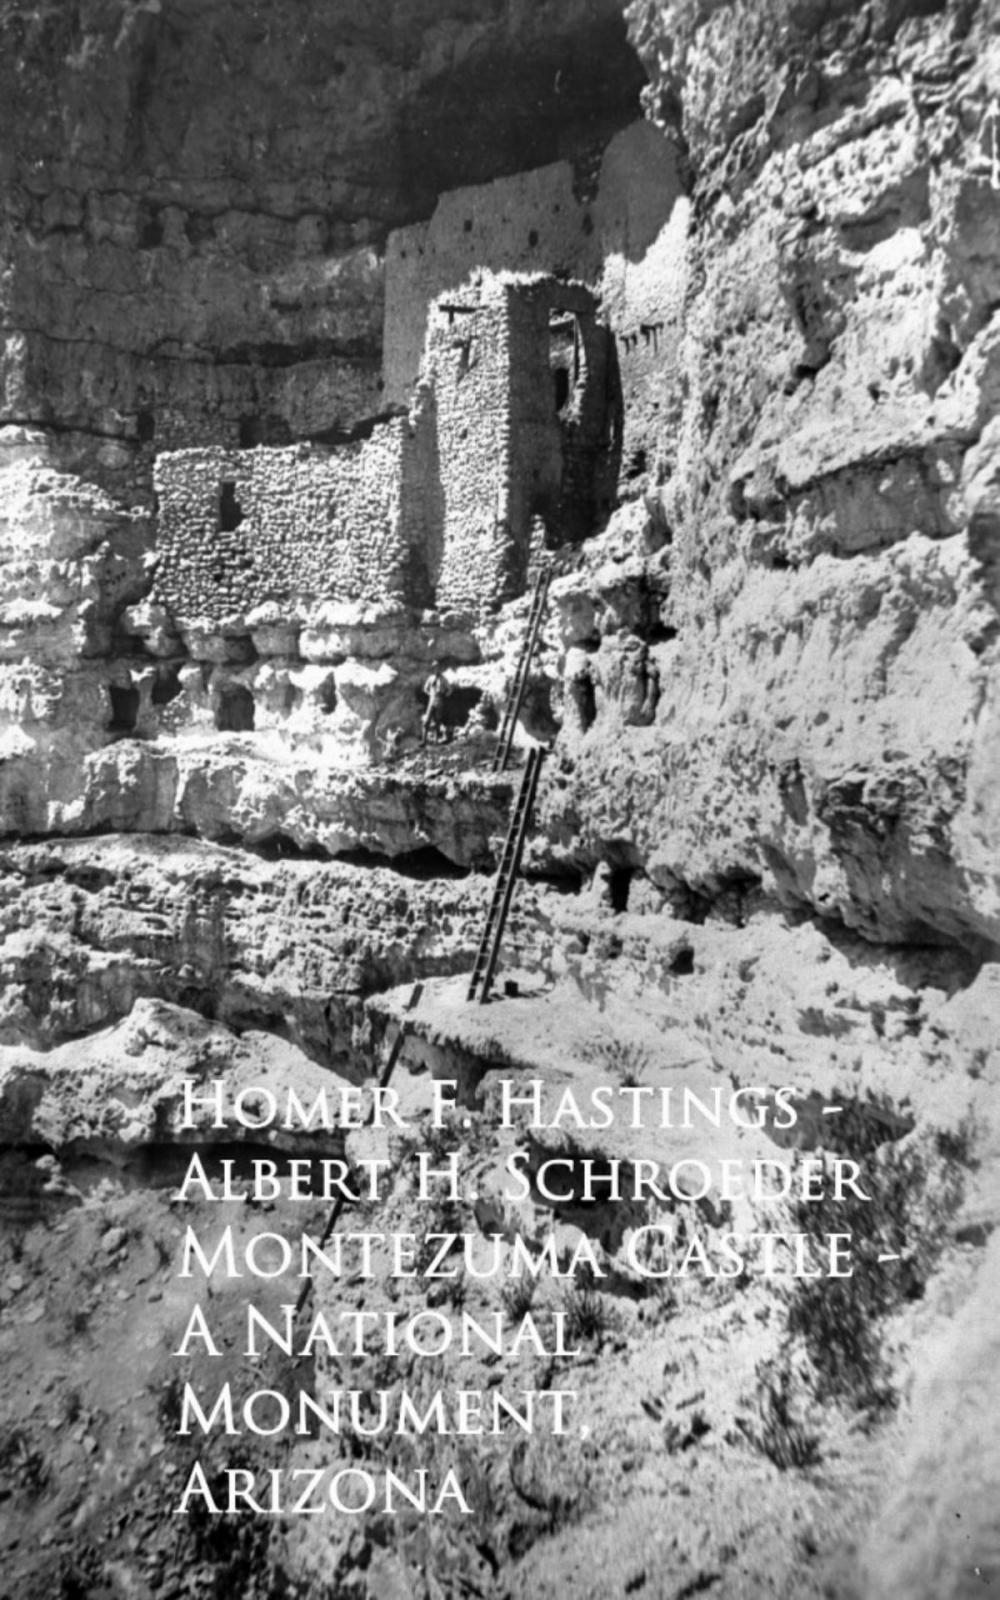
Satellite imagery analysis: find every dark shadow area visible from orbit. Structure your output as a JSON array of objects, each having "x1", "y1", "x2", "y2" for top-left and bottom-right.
[
  {"x1": 215, "y1": 684, "x2": 255, "y2": 732},
  {"x1": 308, "y1": 406, "x2": 407, "y2": 448},
  {"x1": 238, "y1": 413, "x2": 293, "y2": 448},
  {"x1": 136, "y1": 202, "x2": 163, "y2": 249},
  {"x1": 568, "y1": 668, "x2": 597, "y2": 732},
  {"x1": 218, "y1": 481, "x2": 244, "y2": 532},
  {"x1": 430, "y1": 683, "x2": 489, "y2": 739},
  {"x1": 397, "y1": 11, "x2": 646, "y2": 223},
  {"x1": 524, "y1": 864, "x2": 587, "y2": 893},
  {"x1": 399, "y1": 386, "x2": 444, "y2": 609},
  {"x1": 107, "y1": 683, "x2": 140, "y2": 734},
  {"x1": 252, "y1": 832, "x2": 311, "y2": 860},
  {"x1": 609, "y1": 866, "x2": 633, "y2": 913},
  {"x1": 335, "y1": 844, "x2": 470, "y2": 881},
  {"x1": 151, "y1": 663, "x2": 183, "y2": 707}
]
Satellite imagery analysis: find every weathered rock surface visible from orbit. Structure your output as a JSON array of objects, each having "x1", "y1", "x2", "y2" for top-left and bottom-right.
[
  {"x1": 0, "y1": 997, "x2": 342, "y2": 1155},
  {"x1": 858, "y1": 1229, "x2": 1000, "y2": 1599},
  {"x1": 521, "y1": 0, "x2": 1000, "y2": 951},
  {"x1": 0, "y1": 739, "x2": 520, "y2": 859},
  {"x1": 0, "y1": 834, "x2": 555, "y2": 1058}
]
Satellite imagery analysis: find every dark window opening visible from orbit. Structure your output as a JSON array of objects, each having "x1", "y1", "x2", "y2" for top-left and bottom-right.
[
  {"x1": 463, "y1": 219, "x2": 473, "y2": 233},
  {"x1": 256, "y1": 832, "x2": 309, "y2": 860},
  {"x1": 671, "y1": 948, "x2": 695, "y2": 976},
  {"x1": 219, "y1": 481, "x2": 243, "y2": 532},
  {"x1": 440, "y1": 683, "x2": 488, "y2": 737},
  {"x1": 318, "y1": 679, "x2": 337, "y2": 716},
  {"x1": 550, "y1": 313, "x2": 581, "y2": 416},
  {"x1": 648, "y1": 621, "x2": 678, "y2": 644},
  {"x1": 215, "y1": 685, "x2": 255, "y2": 732},
  {"x1": 238, "y1": 414, "x2": 293, "y2": 448},
  {"x1": 337, "y1": 844, "x2": 470, "y2": 880},
  {"x1": 136, "y1": 409, "x2": 155, "y2": 443},
  {"x1": 222, "y1": 634, "x2": 256, "y2": 666},
  {"x1": 528, "y1": 228, "x2": 539, "y2": 248},
  {"x1": 627, "y1": 448, "x2": 647, "y2": 480},
  {"x1": 137, "y1": 206, "x2": 163, "y2": 250},
  {"x1": 107, "y1": 683, "x2": 140, "y2": 734},
  {"x1": 151, "y1": 665, "x2": 183, "y2": 707},
  {"x1": 185, "y1": 212, "x2": 216, "y2": 247},
  {"x1": 570, "y1": 671, "x2": 596, "y2": 733},
  {"x1": 111, "y1": 625, "x2": 147, "y2": 656},
  {"x1": 609, "y1": 866, "x2": 633, "y2": 913}
]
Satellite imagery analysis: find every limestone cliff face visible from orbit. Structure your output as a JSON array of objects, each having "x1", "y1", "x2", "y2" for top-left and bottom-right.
[{"x1": 545, "y1": 0, "x2": 1000, "y2": 950}]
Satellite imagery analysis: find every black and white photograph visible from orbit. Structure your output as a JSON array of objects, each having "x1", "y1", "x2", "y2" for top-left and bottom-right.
[{"x1": 0, "y1": 2, "x2": 997, "y2": 1596}]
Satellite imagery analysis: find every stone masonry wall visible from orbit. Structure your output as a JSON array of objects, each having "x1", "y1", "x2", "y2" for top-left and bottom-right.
[
  {"x1": 419, "y1": 283, "x2": 514, "y2": 613},
  {"x1": 152, "y1": 425, "x2": 411, "y2": 629},
  {"x1": 154, "y1": 274, "x2": 615, "y2": 630},
  {"x1": 411, "y1": 274, "x2": 612, "y2": 612}
]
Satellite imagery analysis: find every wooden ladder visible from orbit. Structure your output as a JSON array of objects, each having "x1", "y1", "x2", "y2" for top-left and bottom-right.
[
  {"x1": 466, "y1": 746, "x2": 545, "y2": 1004},
  {"x1": 492, "y1": 564, "x2": 551, "y2": 774}
]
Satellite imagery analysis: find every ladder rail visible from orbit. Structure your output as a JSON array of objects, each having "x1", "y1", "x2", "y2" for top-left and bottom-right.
[
  {"x1": 493, "y1": 599, "x2": 544, "y2": 771},
  {"x1": 477, "y1": 748, "x2": 542, "y2": 1003},
  {"x1": 466, "y1": 874, "x2": 511, "y2": 994},
  {"x1": 468, "y1": 746, "x2": 543, "y2": 1003},
  {"x1": 467, "y1": 566, "x2": 551, "y2": 999},
  {"x1": 467, "y1": 819, "x2": 530, "y2": 972},
  {"x1": 492, "y1": 566, "x2": 550, "y2": 774},
  {"x1": 466, "y1": 751, "x2": 535, "y2": 999},
  {"x1": 466, "y1": 750, "x2": 538, "y2": 1000}
]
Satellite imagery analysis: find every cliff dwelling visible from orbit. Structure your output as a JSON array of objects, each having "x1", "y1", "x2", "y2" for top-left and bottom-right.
[
  {"x1": 148, "y1": 264, "x2": 634, "y2": 757},
  {"x1": 153, "y1": 273, "x2": 621, "y2": 627}
]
